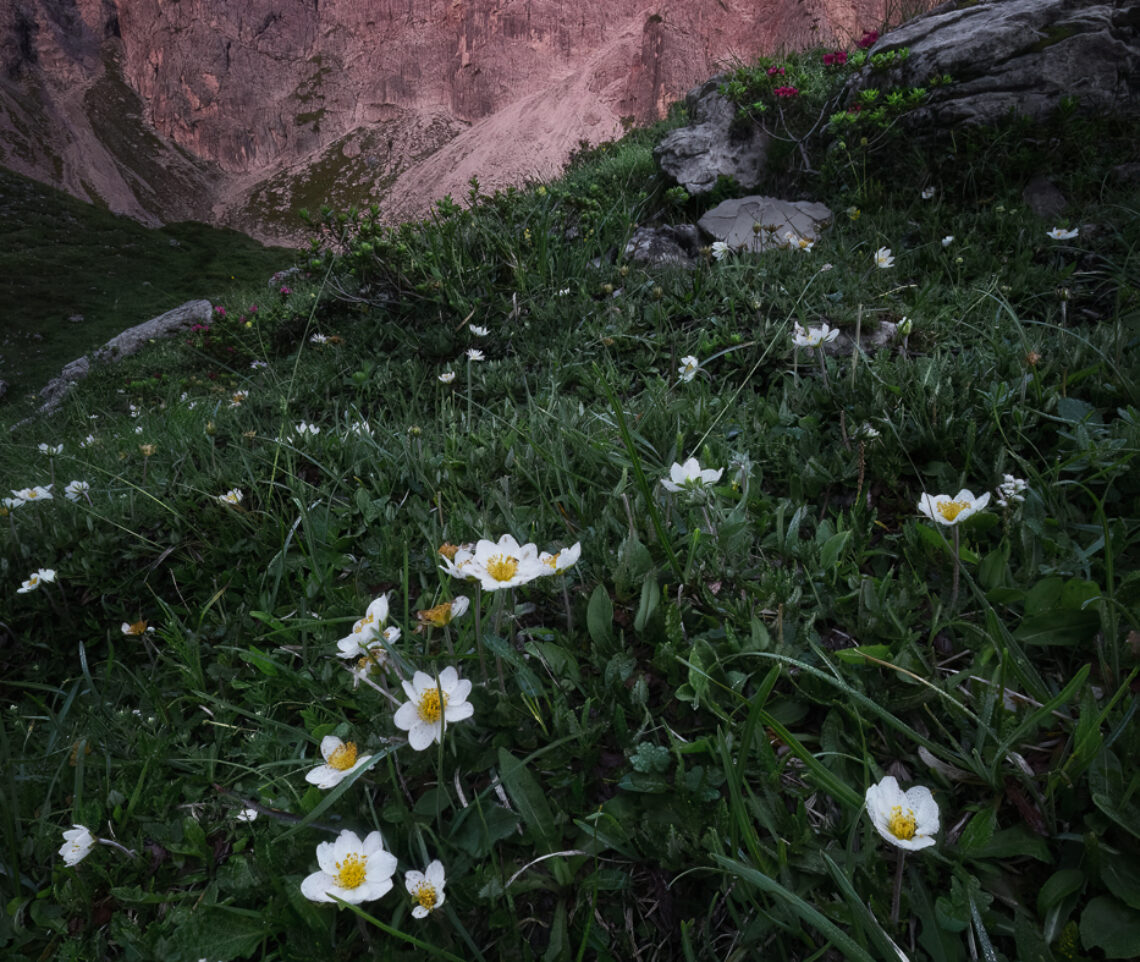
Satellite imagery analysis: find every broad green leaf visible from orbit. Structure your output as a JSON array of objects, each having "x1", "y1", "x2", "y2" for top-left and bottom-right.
[
  {"x1": 586, "y1": 584, "x2": 615, "y2": 648},
  {"x1": 1037, "y1": 869, "x2": 1085, "y2": 916},
  {"x1": 633, "y1": 572, "x2": 660, "y2": 633},
  {"x1": 162, "y1": 906, "x2": 267, "y2": 962},
  {"x1": 498, "y1": 747, "x2": 559, "y2": 853},
  {"x1": 819, "y1": 529, "x2": 852, "y2": 570},
  {"x1": 1080, "y1": 896, "x2": 1140, "y2": 958},
  {"x1": 1103, "y1": 856, "x2": 1140, "y2": 910}
]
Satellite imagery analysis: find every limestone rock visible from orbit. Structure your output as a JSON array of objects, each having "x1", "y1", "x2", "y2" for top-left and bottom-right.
[
  {"x1": 698, "y1": 196, "x2": 833, "y2": 252},
  {"x1": 654, "y1": 79, "x2": 769, "y2": 195},
  {"x1": 1022, "y1": 175, "x2": 1068, "y2": 220},
  {"x1": 856, "y1": 0, "x2": 1140, "y2": 129},
  {"x1": 93, "y1": 300, "x2": 212, "y2": 362},
  {"x1": 623, "y1": 225, "x2": 702, "y2": 268}
]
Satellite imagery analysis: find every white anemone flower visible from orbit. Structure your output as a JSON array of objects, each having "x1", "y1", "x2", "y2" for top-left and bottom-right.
[
  {"x1": 229, "y1": 390, "x2": 248, "y2": 408},
  {"x1": 792, "y1": 323, "x2": 839, "y2": 349},
  {"x1": 2, "y1": 497, "x2": 22, "y2": 509},
  {"x1": 59, "y1": 825, "x2": 97, "y2": 866},
  {"x1": 539, "y1": 542, "x2": 582, "y2": 575},
  {"x1": 18, "y1": 568, "x2": 56, "y2": 593},
  {"x1": 865, "y1": 775, "x2": 939, "y2": 851},
  {"x1": 300, "y1": 830, "x2": 397, "y2": 904},
  {"x1": 336, "y1": 594, "x2": 391, "y2": 657},
  {"x1": 941, "y1": 235, "x2": 954, "y2": 247},
  {"x1": 678, "y1": 356, "x2": 700, "y2": 382},
  {"x1": 393, "y1": 667, "x2": 474, "y2": 751},
  {"x1": 64, "y1": 480, "x2": 90, "y2": 502},
  {"x1": 406, "y1": 860, "x2": 447, "y2": 918},
  {"x1": 14, "y1": 485, "x2": 53, "y2": 503},
  {"x1": 710, "y1": 241, "x2": 730, "y2": 261},
  {"x1": 469, "y1": 324, "x2": 489, "y2": 336},
  {"x1": 305, "y1": 735, "x2": 373, "y2": 789},
  {"x1": 921, "y1": 186, "x2": 936, "y2": 200},
  {"x1": 416, "y1": 595, "x2": 471, "y2": 631},
  {"x1": 438, "y1": 371, "x2": 456, "y2": 384},
  {"x1": 217, "y1": 489, "x2": 244, "y2": 506},
  {"x1": 466, "y1": 348, "x2": 485, "y2": 362},
  {"x1": 293, "y1": 421, "x2": 320, "y2": 438},
  {"x1": 38, "y1": 443, "x2": 63, "y2": 455},
  {"x1": 662, "y1": 458, "x2": 723, "y2": 493},
  {"x1": 1047, "y1": 227, "x2": 1078, "y2": 240},
  {"x1": 121, "y1": 620, "x2": 155, "y2": 636},
  {"x1": 874, "y1": 247, "x2": 895, "y2": 268},
  {"x1": 464, "y1": 534, "x2": 546, "y2": 591},
  {"x1": 917, "y1": 489, "x2": 991, "y2": 526}
]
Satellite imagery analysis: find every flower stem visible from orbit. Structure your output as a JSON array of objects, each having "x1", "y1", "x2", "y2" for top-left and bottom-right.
[
  {"x1": 891, "y1": 850, "x2": 906, "y2": 923},
  {"x1": 951, "y1": 526, "x2": 961, "y2": 609}
]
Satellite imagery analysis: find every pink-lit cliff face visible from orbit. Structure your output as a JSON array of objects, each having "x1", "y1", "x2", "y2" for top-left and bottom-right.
[{"x1": 1, "y1": 0, "x2": 921, "y2": 241}]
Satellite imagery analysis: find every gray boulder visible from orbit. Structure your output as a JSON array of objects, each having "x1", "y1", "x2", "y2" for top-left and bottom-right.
[
  {"x1": 654, "y1": 78, "x2": 768, "y2": 195},
  {"x1": 698, "y1": 196, "x2": 833, "y2": 253},
  {"x1": 623, "y1": 225, "x2": 702, "y2": 267},
  {"x1": 858, "y1": 0, "x2": 1140, "y2": 128},
  {"x1": 93, "y1": 299, "x2": 212, "y2": 362}
]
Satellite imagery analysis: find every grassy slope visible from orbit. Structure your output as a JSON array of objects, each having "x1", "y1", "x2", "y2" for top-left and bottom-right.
[
  {"x1": 0, "y1": 167, "x2": 298, "y2": 419},
  {"x1": 1, "y1": 50, "x2": 1140, "y2": 962}
]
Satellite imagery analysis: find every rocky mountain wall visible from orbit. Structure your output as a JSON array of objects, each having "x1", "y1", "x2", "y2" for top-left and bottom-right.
[{"x1": 0, "y1": 0, "x2": 924, "y2": 241}]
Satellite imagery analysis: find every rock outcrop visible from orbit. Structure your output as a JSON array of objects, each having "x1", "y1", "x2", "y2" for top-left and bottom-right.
[
  {"x1": 859, "y1": 0, "x2": 1140, "y2": 129},
  {"x1": 1, "y1": 0, "x2": 929, "y2": 242}
]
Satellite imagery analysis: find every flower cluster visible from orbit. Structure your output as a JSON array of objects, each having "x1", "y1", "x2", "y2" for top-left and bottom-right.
[
  {"x1": 440, "y1": 534, "x2": 581, "y2": 591},
  {"x1": 996, "y1": 474, "x2": 1029, "y2": 507},
  {"x1": 822, "y1": 50, "x2": 847, "y2": 66},
  {"x1": 773, "y1": 85, "x2": 799, "y2": 98}
]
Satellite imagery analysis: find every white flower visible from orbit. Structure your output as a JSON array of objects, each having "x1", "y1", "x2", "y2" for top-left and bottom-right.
[
  {"x1": 874, "y1": 247, "x2": 895, "y2": 268},
  {"x1": 792, "y1": 322, "x2": 839, "y2": 349},
  {"x1": 310, "y1": 333, "x2": 329, "y2": 344},
  {"x1": 438, "y1": 371, "x2": 456, "y2": 384},
  {"x1": 865, "y1": 775, "x2": 939, "y2": 851},
  {"x1": 250, "y1": 360, "x2": 268, "y2": 369},
  {"x1": 1, "y1": 497, "x2": 21, "y2": 510},
  {"x1": 710, "y1": 241, "x2": 731, "y2": 261},
  {"x1": 996, "y1": 474, "x2": 1029, "y2": 507},
  {"x1": 336, "y1": 594, "x2": 391, "y2": 657},
  {"x1": 406, "y1": 860, "x2": 447, "y2": 918},
  {"x1": 332, "y1": 597, "x2": 392, "y2": 656},
  {"x1": 229, "y1": 390, "x2": 248, "y2": 408},
  {"x1": 348, "y1": 640, "x2": 390, "y2": 687},
  {"x1": 348, "y1": 421, "x2": 374, "y2": 437},
  {"x1": 461, "y1": 534, "x2": 547, "y2": 591},
  {"x1": 784, "y1": 231, "x2": 814, "y2": 252},
  {"x1": 305, "y1": 735, "x2": 373, "y2": 789},
  {"x1": 921, "y1": 186, "x2": 936, "y2": 200},
  {"x1": 18, "y1": 568, "x2": 56, "y2": 593},
  {"x1": 236, "y1": 807, "x2": 259, "y2": 822},
  {"x1": 1047, "y1": 227, "x2": 1078, "y2": 240},
  {"x1": 469, "y1": 324, "x2": 489, "y2": 337},
  {"x1": 121, "y1": 620, "x2": 155, "y2": 636},
  {"x1": 294, "y1": 421, "x2": 320, "y2": 438},
  {"x1": 538, "y1": 542, "x2": 582, "y2": 575},
  {"x1": 300, "y1": 829, "x2": 397, "y2": 904},
  {"x1": 661, "y1": 457, "x2": 723, "y2": 492},
  {"x1": 855, "y1": 422, "x2": 881, "y2": 440},
  {"x1": 393, "y1": 666, "x2": 475, "y2": 751},
  {"x1": 64, "y1": 480, "x2": 90, "y2": 502},
  {"x1": 217, "y1": 489, "x2": 244, "y2": 506},
  {"x1": 678, "y1": 356, "x2": 700, "y2": 382},
  {"x1": 917, "y1": 488, "x2": 991, "y2": 526},
  {"x1": 416, "y1": 595, "x2": 471, "y2": 630},
  {"x1": 13, "y1": 485, "x2": 53, "y2": 503},
  {"x1": 941, "y1": 235, "x2": 954, "y2": 247},
  {"x1": 59, "y1": 825, "x2": 96, "y2": 866},
  {"x1": 466, "y1": 348, "x2": 485, "y2": 362},
  {"x1": 79, "y1": 434, "x2": 97, "y2": 448},
  {"x1": 38, "y1": 443, "x2": 63, "y2": 455}
]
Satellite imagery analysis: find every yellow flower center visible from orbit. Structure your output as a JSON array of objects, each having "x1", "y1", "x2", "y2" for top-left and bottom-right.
[
  {"x1": 438, "y1": 543, "x2": 459, "y2": 560},
  {"x1": 887, "y1": 805, "x2": 917, "y2": 840},
  {"x1": 414, "y1": 881, "x2": 438, "y2": 912},
  {"x1": 335, "y1": 853, "x2": 366, "y2": 889},
  {"x1": 417, "y1": 688, "x2": 448, "y2": 724},
  {"x1": 486, "y1": 554, "x2": 519, "y2": 582},
  {"x1": 26, "y1": 491, "x2": 38, "y2": 499},
  {"x1": 126, "y1": 620, "x2": 149, "y2": 636},
  {"x1": 328, "y1": 742, "x2": 358, "y2": 771},
  {"x1": 418, "y1": 602, "x2": 453, "y2": 628},
  {"x1": 28, "y1": 575, "x2": 38, "y2": 586},
  {"x1": 936, "y1": 499, "x2": 970, "y2": 522},
  {"x1": 544, "y1": 553, "x2": 560, "y2": 569}
]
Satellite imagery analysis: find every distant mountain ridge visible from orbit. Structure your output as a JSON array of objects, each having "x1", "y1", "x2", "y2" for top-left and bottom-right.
[{"x1": 0, "y1": 0, "x2": 923, "y2": 244}]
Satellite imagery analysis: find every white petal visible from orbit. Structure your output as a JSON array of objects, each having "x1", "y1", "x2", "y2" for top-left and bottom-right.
[
  {"x1": 319, "y1": 735, "x2": 343, "y2": 763},
  {"x1": 444, "y1": 701, "x2": 475, "y2": 723},
  {"x1": 438, "y1": 666, "x2": 459, "y2": 691},
  {"x1": 301, "y1": 871, "x2": 337, "y2": 902},
  {"x1": 393, "y1": 702, "x2": 420, "y2": 732},
  {"x1": 408, "y1": 721, "x2": 439, "y2": 751},
  {"x1": 405, "y1": 870, "x2": 426, "y2": 895},
  {"x1": 315, "y1": 841, "x2": 339, "y2": 874}
]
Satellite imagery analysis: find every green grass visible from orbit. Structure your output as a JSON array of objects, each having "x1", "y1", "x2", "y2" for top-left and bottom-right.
[
  {"x1": 0, "y1": 167, "x2": 297, "y2": 420},
  {"x1": 2, "y1": 41, "x2": 1140, "y2": 962}
]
